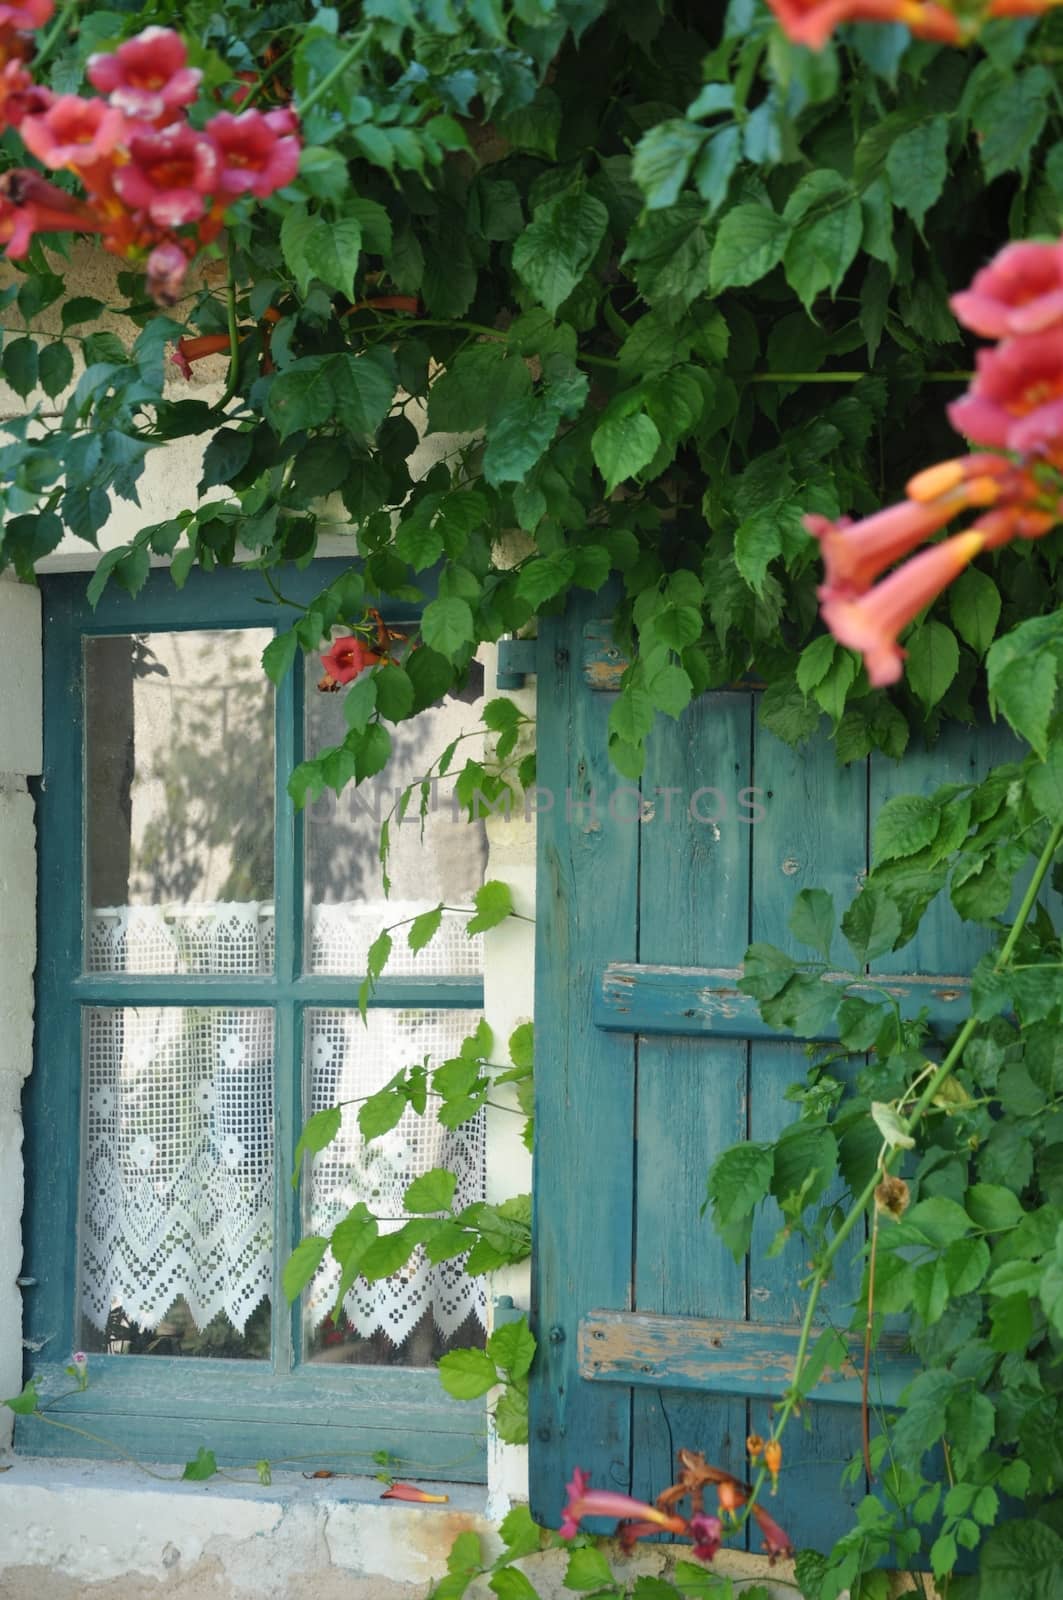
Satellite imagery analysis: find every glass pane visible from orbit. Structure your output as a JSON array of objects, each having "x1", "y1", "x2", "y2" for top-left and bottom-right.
[
  {"x1": 302, "y1": 1008, "x2": 487, "y2": 1366},
  {"x1": 79, "y1": 1006, "x2": 273, "y2": 1360},
  {"x1": 304, "y1": 651, "x2": 487, "y2": 975},
  {"x1": 84, "y1": 630, "x2": 275, "y2": 974}
]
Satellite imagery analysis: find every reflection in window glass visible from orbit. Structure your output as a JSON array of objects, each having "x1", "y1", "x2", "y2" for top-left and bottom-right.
[
  {"x1": 79, "y1": 1006, "x2": 273, "y2": 1361},
  {"x1": 302, "y1": 1007, "x2": 487, "y2": 1366},
  {"x1": 84, "y1": 630, "x2": 275, "y2": 974},
  {"x1": 304, "y1": 652, "x2": 488, "y2": 975}
]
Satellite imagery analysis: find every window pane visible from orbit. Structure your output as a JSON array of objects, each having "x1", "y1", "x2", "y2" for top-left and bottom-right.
[
  {"x1": 302, "y1": 1008, "x2": 487, "y2": 1366},
  {"x1": 80, "y1": 1006, "x2": 273, "y2": 1360},
  {"x1": 84, "y1": 630, "x2": 275, "y2": 974},
  {"x1": 304, "y1": 656, "x2": 487, "y2": 975}
]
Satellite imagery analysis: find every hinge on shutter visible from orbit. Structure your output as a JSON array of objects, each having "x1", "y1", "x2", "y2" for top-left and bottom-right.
[{"x1": 496, "y1": 637, "x2": 537, "y2": 689}]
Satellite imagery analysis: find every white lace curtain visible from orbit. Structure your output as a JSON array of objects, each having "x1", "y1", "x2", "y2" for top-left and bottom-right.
[{"x1": 81, "y1": 902, "x2": 486, "y2": 1348}]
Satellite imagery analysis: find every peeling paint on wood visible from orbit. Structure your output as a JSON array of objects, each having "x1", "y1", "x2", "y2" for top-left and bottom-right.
[
  {"x1": 579, "y1": 1311, "x2": 918, "y2": 1407},
  {"x1": 594, "y1": 963, "x2": 974, "y2": 1040}
]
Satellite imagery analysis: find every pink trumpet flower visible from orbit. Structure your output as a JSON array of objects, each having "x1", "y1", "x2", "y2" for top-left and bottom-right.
[
  {"x1": 19, "y1": 94, "x2": 126, "y2": 172},
  {"x1": 820, "y1": 530, "x2": 986, "y2": 686},
  {"x1": 948, "y1": 331, "x2": 1063, "y2": 455},
  {"x1": 0, "y1": 168, "x2": 104, "y2": 257},
  {"x1": 87, "y1": 27, "x2": 202, "y2": 123},
  {"x1": 806, "y1": 469, "x2": 1000, "y2": 602},
  {"x1": 951, "y1": 240, "x2": 1063, "y2": 340},
  {"x1": 379, "y1": 1481, "x2": 450, "y2": 1503},
  {"x1": 751, "y1": 1502, "x2": 795, "y2": 1562}
]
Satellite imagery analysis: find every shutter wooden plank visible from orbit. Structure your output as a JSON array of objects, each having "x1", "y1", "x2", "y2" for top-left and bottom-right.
[
  {"x1": 631, "y1": 691, "x2": 752, "y2": 1505},
  {"x1": 747, "y1": 724, "x2": 868, "y2": 1549},
  {"x1": 579, "y1": 1310, "x2": 917, "y2": 1405},
  {"x1": 530, "y1": 597, "x2": 639, "y2": 1527},
  {"x1": 595, "y1": 963, "x2": 971, "y2": 1039}
]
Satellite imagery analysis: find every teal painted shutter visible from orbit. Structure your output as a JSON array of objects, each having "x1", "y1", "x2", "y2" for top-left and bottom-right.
[{"x1": 529, "y1": 595, "x2": 1018, "y2": 1548}]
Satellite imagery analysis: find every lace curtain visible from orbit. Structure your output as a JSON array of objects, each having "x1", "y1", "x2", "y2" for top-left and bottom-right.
[{"x1": 82, "y1": 902, "x2": 486, "y2": 1348}]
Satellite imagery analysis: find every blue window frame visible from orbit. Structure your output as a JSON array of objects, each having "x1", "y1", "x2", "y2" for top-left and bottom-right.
[{"x1": 19, "y1": 560, "x2": 487, "y2": 1481}]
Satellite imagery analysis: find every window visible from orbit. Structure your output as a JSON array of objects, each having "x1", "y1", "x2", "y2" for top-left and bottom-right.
[{"x1": 21, "y1": 561, "x2": 489, "y2": 1480}]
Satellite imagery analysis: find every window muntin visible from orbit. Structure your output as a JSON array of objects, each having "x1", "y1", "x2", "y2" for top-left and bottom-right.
[{"x1": 23, "y1": 565, "x2": 488, "y2": 1478}]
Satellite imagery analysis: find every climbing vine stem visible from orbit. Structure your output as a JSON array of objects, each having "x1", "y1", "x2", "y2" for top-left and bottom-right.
[{"x1": 743, "y1": 817, "x2": 1063, "y2": 1520}]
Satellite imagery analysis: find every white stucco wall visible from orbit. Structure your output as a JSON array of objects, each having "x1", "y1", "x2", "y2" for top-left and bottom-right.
[{"x1": 0, "y1": 248, "x2": 799, "y2": 1599}]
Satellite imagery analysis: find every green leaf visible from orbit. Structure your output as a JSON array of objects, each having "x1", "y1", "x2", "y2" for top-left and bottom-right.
[
  {"x1": 38, "y1": 342, "x2": 73, "y2": 399},
  {"x1": 842, "y1": 887, "x2": 902, "y2": 963},
  {"x1": 632, "y1": 119, "x2": 706, "y2": 210},
  {"x1": 797, "y1": 634, "x2": 838, "y2": 696},
  {"x1": 987, "y1": 613, "x2": 1063, "y2": 758},
  {"x1": 709, "y1": 203, "x2": 791, "y2": 291},
  {"x1": 966, "y1": 1183, "x2": 1025, "y2": 1231},
  {"x1": 330, "y1": 350, "x2": 396, "y2": 436},
  {"x1": 373, "y1": 664, "x2": 414, "y2": 722},
  {"x1": 4, "y1": 336, "x2": 37, "y2": 398},
  {"x1": 260, "y1": 627, "x2": 300, "y2": 684},
  {"x1": 404, "y1": 1166, "x2": 458, "y2": 1213},
  {"x1": 974, "y1": 67, "x2": 1051, "y2": 184},
  {"x1": 564, "y1": 1546, "x2": 615, "y2": 1591},
  {"x1": 422, "y1": 597, "x2": 474, "y2": 659},
  {"x1": 283, "y1": 1235, "x2": 329, "y2": 1302},
  {"x1": 467, "y1": 880, "x2": 514, "y2": 934},
  {"x1": 591, "y1": 409, "x2": 661, "y2": 495},
  {"x1": 1028, "y1": 746, "x2": 1063, "y2": 823},
  {"x1": 359, "y1": 1223, "x2": 423, "y2": 1281},
  {"x1": 705, "y1": 1140, "x2": 775, "y2": 1259},
  {"x1": 489, "y1": 1570, "x2": 538, "y2": 1600},
  {"x1": 497, "y1": 1504, "x2": 541, "y2": 1562},
  {"x1": 437, "y1": 1347, "x2": 499, "y2": 1399},
  {"x1": 789, "y1": 887, "x2": 835, "y2": 961},
  {"x1": 673, "y1": 1560, "x2": 725, "y2": 1598},
  {"x1": 487, "y1": 1316, "x2": 536, "y2": 1380},
  {"x1": 292, "y1": 1105, "x2": 342, "y2": 1185},
  {"x1": 408, "y1": 904, "x2": 444, "y2": 952},
  {"x1": 509, "y1": 1022, "x2": 533, "y2": 1070},
  {"x1": 873, "y1": 795, "x2": 941, "y2": 865},
  {"x1": 61, "y1": 295, "x2": 105, "y2": 330},
  {"x1": 906, "y1": 621, "x2": 959, "y2": 715},
  {"x1": 512, "y1": 190, "x2": 608, "y2": 315},
  {"x1": 484, "y1": 392, "x2": 563, "y2": 487},
  {"x1": 2, "y1": 1377, "x2": 40, "y2": 1415},
  {"x1": 266, "y1": 355, "x2": 335, "y2": 439},
  {"x1": 358, "y1": 1082, "x2": 408, "y2": 1141},
  {"x1": 886, "y1": 116, "x2": 949, "y2": 228},
  {"x1": 783, "y1": 171, "x2": 862, "y2": 312},
  {"x1": 950, "y1": 567, "x2": 1001, "y2": 657},
  {"x1": 694, "y1": 124, "x2": 742, "y2": 213},
  {"x1": 741, "y1": 942, "x2": 797, "y2": 1000},
  {"x1": 979, "y1": 1520, "x2": 1063, "y2": 1600},
  {"x1": 734, "y1": 510, "x2": 782, "y2": 595},
  {"x1": 304, "y1": 216, "x2": 363, "y2": 300},
  {"x1": 182, "y1": 1447, "x2": 218, "y2": 1482},
  {"x1": 492, "y1": 1382, "x2": 529, "y2": 1444}
]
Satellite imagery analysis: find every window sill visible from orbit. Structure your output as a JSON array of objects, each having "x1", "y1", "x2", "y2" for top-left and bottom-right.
[
  {"x1": 0, "y1": 1455, "x2": 493, "y2": 1591},
  {"x1": 0, "y1": 1452, "x2": 489, "y2": 1511}
]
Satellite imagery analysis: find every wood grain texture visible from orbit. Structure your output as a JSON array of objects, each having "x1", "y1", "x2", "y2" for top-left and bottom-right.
[
  {"x1": 529, "y1": 594, "x2": 639, "y2": 1526},
  {"x1": 630, "y1": 691, "x2": 752, "y2": 1509},
  {"x1": 747, "y1": 722, "x2": 867, "y2": 1551},
  {"x1": 595, "y1": 963, "x2": 972, "y2": 1040},
  {"x1": 579, "y1": 1311, "x2": 916, "y2": 1405}
]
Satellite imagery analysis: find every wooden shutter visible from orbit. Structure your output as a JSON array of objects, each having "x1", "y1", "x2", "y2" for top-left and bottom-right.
[{"x1": 529, "y1": 594, "x2": 1017, "y2": 1549}]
